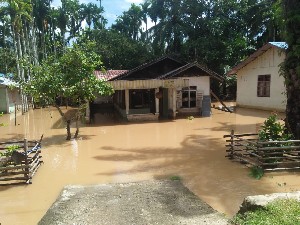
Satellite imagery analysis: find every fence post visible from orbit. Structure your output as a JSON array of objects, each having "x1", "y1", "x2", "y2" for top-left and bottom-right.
[
  {"x1": 23, "y1": 138, "x2": 30, "y2": 183},
  {"x1": 230, "y1": 130, "x2": 234, "y2": 159}
]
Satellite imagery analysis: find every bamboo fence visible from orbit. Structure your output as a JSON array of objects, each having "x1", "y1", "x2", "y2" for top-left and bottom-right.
[
  {"x1": 224, "y1": 130, "x2": 300, "y2": 171},
  {"x1": 0, "y1": 135, "x2": 43, "y2": 185}
]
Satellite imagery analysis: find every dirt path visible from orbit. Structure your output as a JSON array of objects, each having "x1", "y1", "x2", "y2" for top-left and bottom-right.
[{"x1": 38, "y1": 180, "x2": 228, "y2": 225}]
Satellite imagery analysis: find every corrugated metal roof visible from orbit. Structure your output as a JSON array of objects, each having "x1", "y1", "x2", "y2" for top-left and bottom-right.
[
  {"x1": 227, "y1": 42, "x2": 287, "y2": 75},
  {"x1": 269, "y1": 42, "x2": 288, "y2": 49}
]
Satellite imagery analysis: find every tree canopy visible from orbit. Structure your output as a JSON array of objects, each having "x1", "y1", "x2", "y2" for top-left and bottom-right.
[{"x1": 24, "y1": 42, "x2": 114, "y2": 139}]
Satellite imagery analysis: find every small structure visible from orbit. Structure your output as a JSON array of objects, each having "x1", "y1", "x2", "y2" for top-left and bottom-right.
[
  {"x1": 228, "y1": 42, "x2": 287, "y2": 112},
  {"x1": 224, "y1": 130, "x2": 300, "y2": 171},
  {"x1": 93, "y1": 56, "x2": 223, "y2": 121},
  {"x1": 0, "y1": 76, "x2": 21, "y2": 114},
  {"x1": 0, "y1": 136, "x2": 43, "y2": 185}
]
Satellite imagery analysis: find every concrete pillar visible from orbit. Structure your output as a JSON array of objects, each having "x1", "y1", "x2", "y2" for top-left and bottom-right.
[
  {"x1": 172, "y1": 88, "x2": 176, "y2": 119},
  {"x1": 125, "y1": 89, "x2": 129, "y2": 115},
  {"x1": 155, "y1": 88, "x2": 159, "y2": 115}
]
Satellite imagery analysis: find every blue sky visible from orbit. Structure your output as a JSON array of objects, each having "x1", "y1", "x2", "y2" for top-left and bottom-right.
[
  {"x1": 102, "y1": 0, "x2": 144, "y2": 26},
  {"x1": 52, "y1": 0, "x2": 144, "y2": 27}
]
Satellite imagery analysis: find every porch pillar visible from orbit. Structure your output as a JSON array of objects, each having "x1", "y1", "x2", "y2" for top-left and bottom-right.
[
  {"x1": 5, "y1": 86, "x2": 9, "y2": 113},
  {"x1": 155, "y1": 88, "x2": 159, "y2": 115},
  {"x1": 125, "y1": 89, "x2": 129, "y2": 115},
  {"x1": 172, "y1": 88, "x2": 176, "y2": 119}
]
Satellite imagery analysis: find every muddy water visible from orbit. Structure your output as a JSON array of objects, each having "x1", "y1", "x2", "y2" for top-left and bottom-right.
[{"x1": 1, "y1": 107, "x2": 300, "y2": 225}]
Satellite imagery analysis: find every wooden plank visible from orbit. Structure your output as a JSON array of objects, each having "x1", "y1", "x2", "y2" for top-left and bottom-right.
[
  {"x1": 224, "y1": 133, "x2": 258, "y2": 138},
  {"x1": 210, "y1": 90, "x2": 233, "y2": 113},
  {"x1": 0, "y1": 176, "x2": 28, "y2": 181},
  {"x1": 30, "y1": 161, "x2": 41, "y2": 175},
  {"x1": 232, "y1": 154, "x2": 260, "y2": 166},
  {"x1": 0, "y1": 171, "x2": 27, "y2": 176},
  {"x1": 264, "y1": 167, "x2": 300, "y2": 171},
  {"x1": 258, "y1": 140, "x2": 300, "y2": 145},
  {"x1": 0, "y1": 165, "x2": 29, "y2": 171},
  {"x1": 262, "y1": 161, "x2": 300, "y2": 166},
  {"x1": 258, "y1": 146, "x2": 300, "y2": 151}
]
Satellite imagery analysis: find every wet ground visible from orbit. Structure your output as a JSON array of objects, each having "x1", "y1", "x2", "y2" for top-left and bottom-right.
[{"x1": 1, "y1": 106, "x2": 300, "y2": 225}]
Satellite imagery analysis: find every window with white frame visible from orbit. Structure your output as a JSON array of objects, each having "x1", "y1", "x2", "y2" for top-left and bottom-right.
[{"x1": 182, "y1": 86, "x2": 197, "y2": 108}]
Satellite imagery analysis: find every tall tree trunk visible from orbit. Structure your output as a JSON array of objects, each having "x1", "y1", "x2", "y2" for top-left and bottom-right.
[
  {"x1": 21, "y1": 24, "x2": 30, "y2": 113},
  {"x1": 29, "y1": 22, "x2": 39, "y2": 66},
  {"x1": 55, "y1": 105, "x2": 72, "y2": 140},
  {"x1": 66, "y1": 120, "x2": 71, "y2": 140},
  {"x1": 74, "y1": 117, "x2": 79, "y2": 139},
  {"x1": 283, "y1": 0, "x2": 300, "y2": 139},
  {"x1": 12, "y1": 25, "x2": 27, "y2": 114}
]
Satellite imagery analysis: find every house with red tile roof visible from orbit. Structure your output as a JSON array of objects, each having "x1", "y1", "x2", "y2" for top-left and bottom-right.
[{"x1": 94, "y1": 70, "x2": 128, "y2": 81}]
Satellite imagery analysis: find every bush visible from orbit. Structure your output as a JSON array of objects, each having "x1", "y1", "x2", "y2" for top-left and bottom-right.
[
  {"x1": 258, "y1": 113, "x2": 293, "y2": 165},
  {"x1": 0, "y1": 145, "x2": 20, "y2": 157},
  {"x1": 258, "y1": 113, "x2": 292, "y2": 142},
  {"x1": 249, "y1": 166, "x2": 264, "y2": 180}
]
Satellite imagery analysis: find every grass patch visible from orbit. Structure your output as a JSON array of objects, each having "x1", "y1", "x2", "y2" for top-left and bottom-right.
[
  {"x1": 231, "y1": 199, "x2": 300, "y2": 225},
  {"x1": 170, "y1": 175, "x2": 181, "y2": 181},
  {"x1": 249, "y1": 166, "x2": 264, "y2": 180}
]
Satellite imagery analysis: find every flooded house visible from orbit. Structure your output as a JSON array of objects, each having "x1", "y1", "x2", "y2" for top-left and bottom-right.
[
  {"x1": 228, "y1": 42, "x2": 287, "y2": 112},
  {"x1": 0, "y1": 76, "x2": 21, "y2": 114},
  {"x1": 92, "y1": 56, "x2": 223, "y2": 121}
]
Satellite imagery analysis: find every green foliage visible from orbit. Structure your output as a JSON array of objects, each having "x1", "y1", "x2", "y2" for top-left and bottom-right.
[
  {"x1": 232, "y1": 199, "x2": 300, "y2": 225},
  {"x1": 170, "y1": 175, "x2": 181, "y2": 181},
  {"x1": 24, "y1": 41, "x2": 114, "y2": 105},
  {"x1": 249, "y1": 166, "x2": 264, "y2": 180},
  {"x1": 79, "y1": 30, "x2": 154, "y2": 70},
  {"x1": 257, "y1": 113, "x2": 293, "y2": 166},
  {"x1": 0, "y1": 145, "x2": 20, "y2": 157},
  {"x1": 258, "y1": 113, "x2": 292, "y2": 142}
]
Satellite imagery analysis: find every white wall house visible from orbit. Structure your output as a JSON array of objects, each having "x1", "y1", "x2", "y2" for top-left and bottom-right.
[
  {"x1": 228, "y1": 42, "x2": 287, "y2": 112},
  {"x1": 92, "y1": 57, "x2": 223, "y2": 121}
]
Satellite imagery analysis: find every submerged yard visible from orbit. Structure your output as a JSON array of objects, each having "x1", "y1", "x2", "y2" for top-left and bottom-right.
[{"x1": 1, "y1": 106, "x2": 300, "y2": 224}]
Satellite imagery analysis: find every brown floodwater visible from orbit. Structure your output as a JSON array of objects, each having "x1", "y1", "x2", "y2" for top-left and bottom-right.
[{"x1": 1, "y1": 106, "x2": 300, "y2": 225}]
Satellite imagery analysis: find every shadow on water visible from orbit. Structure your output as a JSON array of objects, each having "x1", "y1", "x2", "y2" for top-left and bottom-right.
[
  {"x1": 202, "y1": 121, "x2": 262, "y2": 134},
  {"x1": 92, "y1": 133, "x2": 288, "y2": 215},
  {"x1": 234, "y1": 107, "x2": 284, "y2": 118}
]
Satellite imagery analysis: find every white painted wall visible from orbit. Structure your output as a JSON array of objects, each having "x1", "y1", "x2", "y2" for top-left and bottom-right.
[
  {"x1": 236, "y1": 46, "x2": 286, "y2": 111},
  {"x1": 176, "y1": 76, "x2": 210, "y2": 95}
]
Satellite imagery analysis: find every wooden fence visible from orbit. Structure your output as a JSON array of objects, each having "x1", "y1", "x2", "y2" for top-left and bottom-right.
[
  {"x1": 0, "y1": 136, "x2": 43, "y2": 185},
  {"x1": 224, "y1": 130, "x2": 300, "y2": 171}
]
